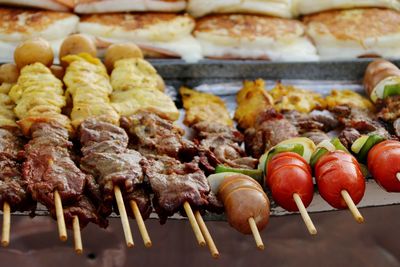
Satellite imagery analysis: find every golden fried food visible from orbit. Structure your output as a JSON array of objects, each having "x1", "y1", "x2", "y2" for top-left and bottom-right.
[
  {"x1": 9, "y1": 62, "x2": 70, "y2": 135},
  {"x1": 110, "y1": 58, "x2": 163, "y2": 92},
  {"x1": 111, "y1": 88, "x2": 179, "y2": 121},
  {"x1": 59, "y1": 34, "x2": 97, "y2": 67},
  {"x1": 0, "y1": 83, "x2": 17, "y2": 128},
  {"x1": 234, "y1": 79, "x2": 273, "y2": 129},
  {"x1": 269, "y1": 83, "x2": 326, "y2": 113},
  {"x1": 104, "y1": 43, "x2": 143, "y2": 72},
  {"x1": 0, "y1": 64, "x2": 19, "y2": 84},
  {"x1": 325, "y1": 89, "x2": 375, "y2": 111},
  {"x1": 180, "y1": 87, "x2": 233, "y2": 126},
  {"x1": 14, "y1": 38, "x2": 54, "y2": 69},
  {"x1": 63, "y1": 53, "x2": 120, "y2": 127}
]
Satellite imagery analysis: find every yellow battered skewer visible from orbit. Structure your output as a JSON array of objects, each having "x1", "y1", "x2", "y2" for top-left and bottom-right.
[
  {"x1": 61, "y1": 35, "x2": 137, "y2": 249},
  {"x1": 0, "y1": 64, "x2": 25, "y2": 247}
]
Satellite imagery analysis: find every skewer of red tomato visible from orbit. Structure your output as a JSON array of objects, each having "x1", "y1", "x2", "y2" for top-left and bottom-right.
[
  {"x1": 349, "y1": 134, "x2": 400, "y2": 192},
  {"x1": 261, "y1": 137, "x2": 317, "y2": 235},
  {"x1": 310, "y1": 139, "x2": 366, "y2": 223}
]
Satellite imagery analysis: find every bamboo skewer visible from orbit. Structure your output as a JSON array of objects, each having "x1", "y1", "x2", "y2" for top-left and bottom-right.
[
  {"x1": 54, "y1": 190, "x2": 67, "y2": 241},
  {"x1": 130, "y1": 200, "x2": 152, "y2": 248},
  {"x1": 72, "y1": 216, "x2": 83, "y2": 254},
  {"x1": 341, "y1": 190, "x2": 364, "y2": 223},
  {"x1": 248, "y1": 217, "x2": 264, "y2": 250},
  {"x1": 114, "y1": 186, "x2": 134, "y2": 248},
  {"x1": 183, "y1": 202, "x2": 206, "y2": 247},
  {"x1": 1, "y1": 202, "x2": 11, "y2": 247},
  {"x1": 194, "y1": 210, "x2": 219, "y2": 258},
  {"x1": 293, "y1": 193, "x2": 317, "y2": 235}
]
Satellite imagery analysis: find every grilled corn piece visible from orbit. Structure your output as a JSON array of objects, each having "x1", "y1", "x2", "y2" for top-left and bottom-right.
[
  {"x1": 235, "y1": 79, "x2": 274, "y2": 129},
  {"x1": 63, "y1": 53, "x2": 120, "y2": 127},
  {"x1": 180, "y1": 87, "x2": 233, "y2": 126},
  {"x1": 270, "y1": 83, "x2": 326, "y2": 113},
  {"x1": 9, "y1": 63, "x2": 71, "y2": 135}
]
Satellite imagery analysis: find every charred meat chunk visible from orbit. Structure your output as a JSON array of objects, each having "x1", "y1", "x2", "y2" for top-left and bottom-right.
[
  {"x1": 283, "y1": 109, "x2": 338, "y2": 133},
  {"x1": 49, "y1": 195, "x2": 108, "y2": 229},
  {"x1": 79, "y1": 119, "x2": 151, "y2": 218},
  {"x1": 245, "y1": 109, "x2": 298, "y2": 158},
  {"x1": 193, "y1": 122, "x2": 257, "y2": 170},
  {"x1": 120, "y1": 112, "x2": 197, "y2": 160},
  {"x1": 143, "y1": 156, "x2": 210, "y2": 224},
  {"x1": 302, "y1": 130, "x2": 330, "y2": 145},
  {"x1": 332, "y1": 105, "x2": 392, "y2": 139},
  {"x1": 23, "y1": 122, "x2": 86, "y2": 207}
]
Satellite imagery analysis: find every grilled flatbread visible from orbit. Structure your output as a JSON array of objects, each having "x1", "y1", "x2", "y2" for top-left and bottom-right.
[
  {"x1": 0, "y1": 8, "x2": 79, "y2": 62},
  {"x1": 304, "y1": 8, "x2": 400, "y2": 60},
  {"x1": 74, "y1": 0, "x2": 186, "y2": 13},
  {"x1": 188, "y1": 0, "x2": 294, "y2": 18},
  {"x1": 296, "y1": 0, "x2": 400, "y2": 15},
  {"x1": 0, "y1": 0, "x2": 74, "y2": 11},
  {"x1": 194, "y1": 14, "x2": 318, "y2": 61},
  {"x1": 79, "y1": 13, "x2": 202, "y2": 62}
]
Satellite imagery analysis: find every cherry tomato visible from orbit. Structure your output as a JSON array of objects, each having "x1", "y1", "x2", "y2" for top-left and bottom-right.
[
  {"x1": 315, "y1": 151, "x2": 365, "y2": 209},
  {"x1": 266, "y1": 152, "x2": 314, "y2": 211},
  {"x1": 368, "y1": 140, "x2": 400, "y2": 192}
]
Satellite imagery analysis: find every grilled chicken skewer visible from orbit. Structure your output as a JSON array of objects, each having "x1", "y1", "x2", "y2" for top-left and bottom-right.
[
  {"x1": 10, "y1": 38, "x2": 106, "y2": 253},
  {"x1": 105, "y1": 44, "x2": 214, "y2": 249},
  {"x1": 60, "y1": 34, "x2": 139, "y2": 248},
  {"x1": 0, "y1": 63, "x2": 34, "y2": 246}
]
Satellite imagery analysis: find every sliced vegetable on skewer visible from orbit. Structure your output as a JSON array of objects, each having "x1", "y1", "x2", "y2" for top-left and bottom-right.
[
  {"x1": 263, "y1": 137, "x2": 317, "y2": 235},
  {"x1": 311, "y1": 138, "x2": 366, "y2": 223}
]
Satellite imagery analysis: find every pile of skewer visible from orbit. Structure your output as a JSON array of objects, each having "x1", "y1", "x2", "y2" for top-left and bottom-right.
[{"x1": 0, "y1": 35, "x2": 400, "y2": 259}]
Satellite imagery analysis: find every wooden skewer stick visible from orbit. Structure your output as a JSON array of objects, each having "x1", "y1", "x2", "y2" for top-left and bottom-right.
[
  {"x1": 183, "y1": 202, "x2": 206, "y2": 247},
  {"x1": 54, "y1": 190, "x2": 67, "y2": 241},
  {"x1": 248, "y1": 217, "x2": 264, "y2": 250},
  {"x1": 130, "y1": 200, "x2": 152, "y2": 248},
  {"x1": 72, "y1": 216, "x2": 83, "y2": 254},
  {"x1": 341, "y1": 190, "x2": 364, "y2": 224},
  {"x1": 293, "y1": 193, "x2": 317, "y2": 235},
  {"x1": 114, "y1": 186, "x2": 134, "y2": 248},
  {"x1": 1, "y1": 202, "x2": 11, "y2": 247},
  {"x1": 194, "y1": 210, "x2": 219, "y2": 258}
]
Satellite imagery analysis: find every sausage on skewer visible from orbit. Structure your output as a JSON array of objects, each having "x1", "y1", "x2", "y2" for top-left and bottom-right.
[{"x1": 208, "y1": 173, "x2": 270, "y2": 250}]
